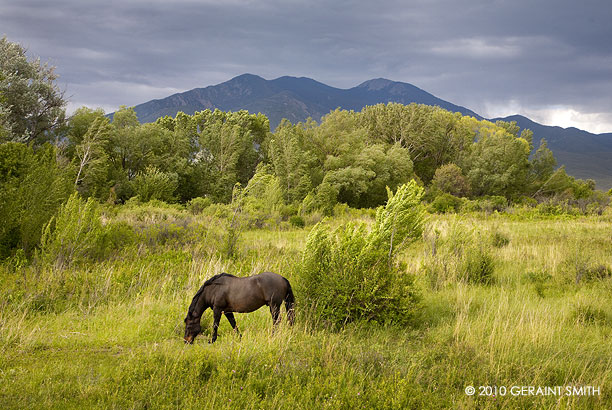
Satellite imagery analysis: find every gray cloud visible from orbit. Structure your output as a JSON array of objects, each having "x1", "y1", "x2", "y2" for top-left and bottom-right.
[{"x1": 2, "y1": 0, "x2": 611, "y2": 132}]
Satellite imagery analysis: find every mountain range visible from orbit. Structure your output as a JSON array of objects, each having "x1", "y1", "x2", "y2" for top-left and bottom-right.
[{"x1": 121, "y1": 74, "x2": 612, "y2": 190}]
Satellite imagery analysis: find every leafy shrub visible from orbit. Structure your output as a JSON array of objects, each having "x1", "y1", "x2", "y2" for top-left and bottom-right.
[
  {"x1": 102, "y1": 221, "x2": 137, "y2": 250},
  {"x1": 300, "y1": 192, "x2": 317, "y2": 215},
  {"x1": 289, "y1": 215, "x2": 305, "y2": 228},
  {"x1": 537, "y1": 200, "x2": 572, "y2": 216},
  {"x1": 429, "y1": 193, "x2": 463, "y2": 214},
  {"x1": 431, "y1": 163, "x2": 470, "y2": 197},
  {"x1": 243, "y1": 165, "x2": 284, "y2": 212},
  {"x1": 137, "y1": 220, "x2": 204, "y2": 249},
  {"x1": 187, "y1": 197, "x2": 212, "y2": 214},
  {"x1": 0, "y1": 143, "x2": 74, "y2": 257},
  {"x1": 517, "y1": 196, "x2": 538, "y2": 207},
  {"x1": 480, "y1": 196, "x2": 508, "y2": 213},
  {"x1": 314, "y1": 182, "x2": 338, "y2": 216},
  {"x1": 279, "y1": 203, "x2": 299, "y2": 219},
  {"x1": 40, "y1": 193, "x2": 106, "y2": 267},
  {"x1": 300, "y1": 181, "x2": 425, "y2": 327},
  {"x1": 131, "y1": 166, "x2": 178, "y2": 203}
]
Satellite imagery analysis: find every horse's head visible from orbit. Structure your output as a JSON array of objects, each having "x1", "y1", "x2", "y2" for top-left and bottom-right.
[{"x1": 184, "y1": 314, "x2": 202, "y2": 344}]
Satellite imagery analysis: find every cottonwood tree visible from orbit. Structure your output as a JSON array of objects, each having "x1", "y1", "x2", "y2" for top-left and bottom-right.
[
  {"x1": 465, "y1": 121, "x2": 530, "y2": 198},
  {"x1": 0, "y1": 37, "x2": 66, "y2": 143},
  {"x1": 267, "y1": 120, "x2": 319, "y2": 202},
  {"x1": 431, "y1": 163, "x2": 470, "y2": 197},
  {"x1": 73, "y1": 116, "x2": 113, "y2": 198}
]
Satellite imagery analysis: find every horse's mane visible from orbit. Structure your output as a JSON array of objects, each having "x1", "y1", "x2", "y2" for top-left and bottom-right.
[{"x1": 187, "y1": 273, "x2": 236, "y2": 316}]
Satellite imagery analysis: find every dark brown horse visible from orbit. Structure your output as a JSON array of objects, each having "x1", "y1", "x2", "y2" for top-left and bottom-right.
[{"x1": 184, "y1": 272, "x2": 295, "y2": 343}]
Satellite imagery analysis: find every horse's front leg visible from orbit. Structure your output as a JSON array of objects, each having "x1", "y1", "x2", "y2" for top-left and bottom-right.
[
  {"x1": 224, "y1": 312, "x2": 241, "y2": 338},
  {"x1": 210, "y1": 307, "x2": 222, "y2": 343}
]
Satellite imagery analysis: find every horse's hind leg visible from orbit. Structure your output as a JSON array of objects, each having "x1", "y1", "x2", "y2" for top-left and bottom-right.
[
  {"x1": 284, "y1": 298, "x2": 295, "y2": 326},
  {"x1": 269, "y1": 302, "x2": 282, "y2": 326},
  {"x1": 224, "y1": 312, "x2": 241, "y2": 338}
]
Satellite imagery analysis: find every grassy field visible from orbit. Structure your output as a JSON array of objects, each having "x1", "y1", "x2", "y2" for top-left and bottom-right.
[{"x1": 1, "y1": 205, "x2": 611, "y2": 409}]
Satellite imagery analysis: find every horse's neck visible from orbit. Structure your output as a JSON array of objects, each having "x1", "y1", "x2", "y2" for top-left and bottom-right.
[{"x1": 193, "y1": 289, "x2": 210, "y2": 317}]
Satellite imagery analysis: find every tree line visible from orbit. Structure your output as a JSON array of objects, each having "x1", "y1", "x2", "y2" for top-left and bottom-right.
[{"x1": 0, "y1": 36, "x2": 607, "y2": 258}]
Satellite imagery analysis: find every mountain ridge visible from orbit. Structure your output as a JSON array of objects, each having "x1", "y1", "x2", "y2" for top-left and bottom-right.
[{"x1": 116, "y1": 74, "x2": 612, "y2": 190}]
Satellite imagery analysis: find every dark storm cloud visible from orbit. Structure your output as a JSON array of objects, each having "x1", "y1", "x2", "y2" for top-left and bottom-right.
[{"x1": 2, "y1": 0, "x2": 611, "y2": 132}]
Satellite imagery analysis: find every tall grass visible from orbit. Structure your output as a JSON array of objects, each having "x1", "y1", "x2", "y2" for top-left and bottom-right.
[{"x1": 1, "y1": 203, "x2": 611, "y2": 408}]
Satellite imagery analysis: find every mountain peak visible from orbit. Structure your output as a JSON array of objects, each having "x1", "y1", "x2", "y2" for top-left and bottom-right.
[
  {"x1": 357, "y1": 78, "x2": 396, "y2": 91},
  {"x1": 225, "y1": 73, "x2": 266, "y2": 84}
]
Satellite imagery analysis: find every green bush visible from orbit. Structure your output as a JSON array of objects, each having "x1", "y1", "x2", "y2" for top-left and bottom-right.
[
  {"x1": 481, "y1": 196, "x2": 508, "y2": 213},
  {"x1": 428, "y1": 193, "x2": 463, "y2": 214},
  {"x1": 0, "y1": 143, "x2": 74, "y2": 257},
  {"x1": 40, "y1": 193, "x2": 107, "y2": 267},
  {"x1": 314, "y1": 182, "x2": 338, "y2": 216},
  {"x1": 537, "y1": 200, "x2": 570, "y2": 216},
  {"x1": 187, "y1": 197, "x2": 212, "y2": 214},
  {"x1": 131, "y1": 166, "x2": 178, "y2": 203},
  {"x1": 300, "y1": 181, "x2": 425, "y2": 326},
  {"x1": 517, "y1": 196, "x2": 538, "y2": 207},
  {"x1": 137, "y1": 220, "x2": 203, "y2": 249},
  {"x1": 101, "y1": 221, "x2": 137, "y2": 250},
  {"x1": 459, "y1": 196, "x2": 508, "y2": 214},
  {"x1": 279, "y1": 203, "x2": 299, "y2": 219},
  {"x1": 289, "y1": 215, "x2": 305, "y2": 228},
  {"x1": 431, "y1": 163, "x2": 470, "y2": 197}
]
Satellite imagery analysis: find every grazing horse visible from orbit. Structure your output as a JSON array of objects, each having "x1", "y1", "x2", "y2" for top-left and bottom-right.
[{"x1": 184, "y1": 272, "x2": 295, "y2": 344}]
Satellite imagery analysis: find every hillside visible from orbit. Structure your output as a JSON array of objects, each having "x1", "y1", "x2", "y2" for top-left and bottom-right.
[{"x1": 119, "y1": 74, "x2": 612, "y2": 190}]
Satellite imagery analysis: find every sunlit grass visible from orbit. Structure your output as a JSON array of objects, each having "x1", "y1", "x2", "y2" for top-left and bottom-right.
[{"x1": 1, "y1": 208, "x2": 611, "y2": 408}]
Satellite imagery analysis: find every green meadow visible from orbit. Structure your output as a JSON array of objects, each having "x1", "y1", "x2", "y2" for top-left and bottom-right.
[{"x1": 1, "y1": 202, "x2": 611, "y2": 409}]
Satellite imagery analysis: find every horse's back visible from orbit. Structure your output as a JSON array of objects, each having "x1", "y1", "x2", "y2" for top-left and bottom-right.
[{"x1": 252, "y1": 272, "x2": 290, "y2": 301}]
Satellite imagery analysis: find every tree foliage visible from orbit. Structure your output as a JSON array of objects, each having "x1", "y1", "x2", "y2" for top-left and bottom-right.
[
  {"x1": 0, "y1": 143, "x2": 74, "y2": 257},
  {"x1": 0, "y1": 36, "x2": 66, "y2": 143},
  {"x1": 431, "y1": 163, "x2": 470, "y2": 197}
]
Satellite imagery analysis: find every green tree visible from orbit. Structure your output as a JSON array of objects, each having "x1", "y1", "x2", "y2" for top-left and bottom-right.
[
  {"x1": 0, "y1": 143, "x2": 74, "y2": 257},
  {"x1": 0, "y1": 36, "x2": 66, "y2": 143},
  {"x1": 529, "y1": 138, "x2": 557, "y2": 191},
  {"x1": 431, "y1": 163, "x2": 470, "y2": 197},
  {"x1": 268, "y1": 121, "x2": 318, "y2": 203},
  {"x1": 192, "y1": 109, "x2": 269, "y2": 202},
  {"x1": 65, "y1": 107, "x2": 107, "y2": 158},
  {"x1": 360, "y1": 103, "x2": 474, "y2": 183},
  {"x1": 40, "y1": 193, "x2": 105, "y2": 267},
  {"x1": 73, "y1": 116, "x2": 113, "y2": 199},
  {"x1": 465, "y1": 121, "x2": 530, "y2": 198},
  {"x1": 131, "y1": 166, "x2": 178, "y2": 203}
]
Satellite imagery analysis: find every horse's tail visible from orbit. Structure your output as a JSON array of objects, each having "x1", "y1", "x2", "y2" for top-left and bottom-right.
[{"x1": 284, "y1": 278, "x2": 295, "y2": 325}]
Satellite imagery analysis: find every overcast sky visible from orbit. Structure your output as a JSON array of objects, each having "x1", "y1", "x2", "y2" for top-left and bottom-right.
[{"x1": 2, "y1": 0, "x2": 612, "y2": 133}]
